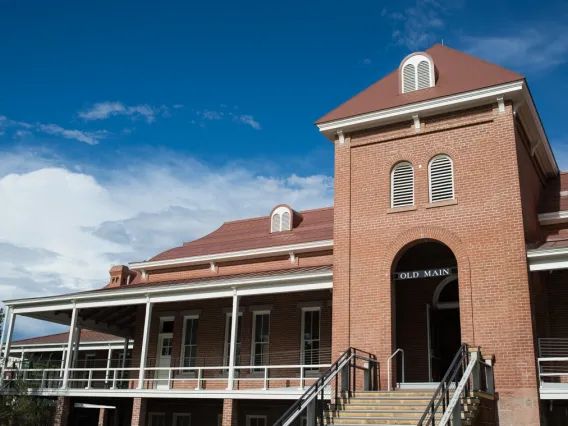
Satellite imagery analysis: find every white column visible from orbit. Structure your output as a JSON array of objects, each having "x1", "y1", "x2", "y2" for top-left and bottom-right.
[
  {"x1": 0, "y1": 308, "x2": 16, "y2": 385},
  {"x1": 0, "y1": 306, "x2": 9, "y2": 362},
  {"x1": 137, "y1": 299, "x2": 153, "y2": 389},
  {"x1": 72, "y1": 326, "x2": 82, "y2": 368},
  {"x1": 62, "y1": 307, "x2": 79, "y2": 388},
  {"x1": 105, "y1": 346, "x2": 113, "y2": 385},
  {"x1": 59, "y1": 348, "x2": 66, "y2": 378},
  {"x1": 226, "y1": 290, "x2": 240, "y2": 390},
  {"x1": 121, "y1": 338, "x2": 129, "y2": 370}
]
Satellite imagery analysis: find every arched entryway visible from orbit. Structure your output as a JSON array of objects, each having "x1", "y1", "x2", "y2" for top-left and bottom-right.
[{"x1": 392, "y1": 240, "x2": 461, "y2": 385}]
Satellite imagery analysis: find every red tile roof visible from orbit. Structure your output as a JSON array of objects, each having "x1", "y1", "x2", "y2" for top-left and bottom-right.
[
  {"x1": 316, "y1": 44, "x2": 524, "y2": 124},
  {"x1": 101, "y1": 265, "x2": 332, "y2": 292},
  {"x1": 540, "y1": 172, "x2": 568, "y2": 214},
  {"x1": 148, "y1": 207, "x2": 333, "y2": 262},
  {"x1": 11, "y1": 329, "x2": 122, "y2": 346}
]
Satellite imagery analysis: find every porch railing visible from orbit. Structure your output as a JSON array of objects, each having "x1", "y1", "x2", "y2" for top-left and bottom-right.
[
  {"x1": 2, "y1": 347, "x2": 332, "y2": 392},
  {"x1": 537, "y1": 338, "x2": 568, "y2": 388}
]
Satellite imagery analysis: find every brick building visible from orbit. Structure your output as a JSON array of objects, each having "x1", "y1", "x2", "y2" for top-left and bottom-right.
[{"x1": 1, "y1": 44, "x2": 568, "y2": 425}]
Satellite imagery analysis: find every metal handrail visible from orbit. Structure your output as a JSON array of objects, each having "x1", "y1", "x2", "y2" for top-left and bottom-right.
[
  {"x1": 417, "y1": 344, "x2": 468, "y2": 426},
  {"x1": 272, "y1": 348, "x2": 379, "y2": 426},
  {"x1": 387, "y1": 348, "x2": 405, "y2": 391}
]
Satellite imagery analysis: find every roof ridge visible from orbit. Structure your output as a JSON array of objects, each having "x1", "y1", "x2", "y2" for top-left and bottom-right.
[{"x1": 215, "y1": 205, "x2": 334, "y2": 226}]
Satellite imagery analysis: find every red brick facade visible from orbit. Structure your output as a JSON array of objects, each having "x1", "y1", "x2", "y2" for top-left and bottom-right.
[{"x1": 331, "y1": 103, "x2": 540, "y2": 424}]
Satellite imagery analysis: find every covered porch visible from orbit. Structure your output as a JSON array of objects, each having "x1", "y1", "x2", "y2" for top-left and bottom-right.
[{"x1": 0, "y1": 266, "x2": 332, "y2": 399}]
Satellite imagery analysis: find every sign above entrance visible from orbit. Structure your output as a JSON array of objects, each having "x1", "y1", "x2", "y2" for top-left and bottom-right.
[{"x1": 394, "y1": 267, "x2": 456, "y2": 280}]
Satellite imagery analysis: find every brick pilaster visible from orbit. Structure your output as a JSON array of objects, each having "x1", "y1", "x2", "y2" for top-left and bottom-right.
[
  {"x1": 131, "y1": 398, "x2": 147, "y2": 426},
  {"x1": 53, "y1": 397, "x2": 70, "y2": 426},
  {"x1": 98, "y1": 408, "x2": 107, "y2": 426},
  {"x1": 222, "y1": 398, "x2": 238, "y2": 426}
]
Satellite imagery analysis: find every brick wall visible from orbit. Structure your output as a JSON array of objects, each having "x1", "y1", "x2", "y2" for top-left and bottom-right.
[
  {"x1": 332, "y1": 103, "x2": 540, "y2": 424},
  {"x1": 53, "y1": 396, "x2": 70, "y2": 426}
]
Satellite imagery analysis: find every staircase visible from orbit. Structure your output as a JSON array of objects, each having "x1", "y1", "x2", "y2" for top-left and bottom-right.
[{"x1": 325, "y1": 389, "x2": 482, "y2": 425}]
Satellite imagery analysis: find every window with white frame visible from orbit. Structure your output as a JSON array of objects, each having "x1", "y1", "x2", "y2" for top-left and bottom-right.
[
  {"x1": 223, "y1": 313, "x2": 243, "y2": 367},
  {"x1": 173, "y1": 413, "x2": 191, "y2": 426},
  {"x1": 252, "y1": 311, "x2": 270, "y2": 370},
  {"x1": 428, "y1": 155, "x2": 454, "y2": 203},
  {"x1": 246, "y1": 415, "x2": 267, "y2": 426},
  {"x1": 271, "y1": 206, "x2": 292, "y2": 232},
  {"x1": 391, "y1": 162, "x2": 414, "y2": 208},
  {"x1": 401, "y1": 53, "x2": 435, "y2": 93},
  {"x1": 148, "y1": 413, "x2": 166, "y2": 426},
  {"x1": 302, "y1": 308, "x2": 320, "y2": 368},
  {"x1": 181, "y1": 316, "x2": 199, "y2": 368}
]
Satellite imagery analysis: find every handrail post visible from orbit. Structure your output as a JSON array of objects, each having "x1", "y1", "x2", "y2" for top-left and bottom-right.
[
  {"x1": 41, "y1": 370, "x2": 47, "y2": 388},
  {"x1": 306, "y1": 398, "x2": 316, "y2": 426},
  {"x1": 87, "y1": 370, "x2": 93, "y2": 389},
  {"x1": 112, "y1": 370, "x2": 117, "y2": 389},
  {"x1": 263, "y1": 367, "x2": 268, "y2": 390},
  {"x1": 168, "y1": 369, "x2": 173, "y2": 389},
  {"x1": 299, "y1": 366, "x2": 304, "y2": 390},
  {"x1": 451, "y1": 399, "x2": 462, "y2": 426},
  {"x1": 195, "y1": 369, "x2": 202, "y2": 390},
  {"x1": 485, "y1": 358, "x2": 495, "y2": 394}
]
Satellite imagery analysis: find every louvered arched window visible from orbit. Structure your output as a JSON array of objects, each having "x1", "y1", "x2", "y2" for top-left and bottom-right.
[
  {"x1": 402, "y1": 64, "x2": 416, "y2": 93},
  {"x1": 428, "y1": 155, "x2": 454, "y2": 203},
  {"x1": 401, "y1": 53, "x2": 435, "y2": 93},
  {"x1": 391, "y1": 162, "x2": 415, "y2": 208},
  {"x1": 271, "y1": 206, "x2": 292, "y2": 232}
]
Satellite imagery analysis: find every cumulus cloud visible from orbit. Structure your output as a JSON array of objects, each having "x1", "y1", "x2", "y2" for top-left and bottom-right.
[
  {"x1": 0, "y1": 149, "x2": 333, "y2": 339},
  {"x1": 79, "y1": 101, "x2": 168, "y2": 123}
]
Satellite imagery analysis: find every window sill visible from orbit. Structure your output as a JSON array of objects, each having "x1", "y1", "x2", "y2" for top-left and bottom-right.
[
  {"x1": 387, "y1": 205, "x2": 417, "y2": 214},
  {"x1": 425, "y1": 199, "x2": 458, "y2": 209}
]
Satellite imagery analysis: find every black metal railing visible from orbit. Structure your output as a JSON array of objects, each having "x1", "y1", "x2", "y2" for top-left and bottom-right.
[
  {"x1": 417, "y1": 344, "x2": 468, "y2": 426},
  {"x1": 417, "y1": 344, "x2": 495, "y2": 426},
  {"x1": 272, "y1": 348, "x2": 378, "y2": 426}
]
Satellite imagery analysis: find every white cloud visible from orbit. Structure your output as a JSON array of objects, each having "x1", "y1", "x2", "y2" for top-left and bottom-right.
[
  {"x1": 235, "y1": 114, "x2": 261, "y2": 130},
  {"x1": 381, "y1": 0, "x2": 458, "y2": 50},
  {"x1": 79, "y1": 102, "x2": 167, "y2": 123},
  {"x1": 0, "y1": 149, "x2": 333, "y2": 339},
  {"x1": 37, "y1": 124, "x2": 107, "y2": 145},
  {"x1": 460, "y1": 27, "x2": 568, "y2": 73}
]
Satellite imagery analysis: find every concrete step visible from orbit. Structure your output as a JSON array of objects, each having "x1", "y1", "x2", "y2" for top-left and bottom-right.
[
  {"x1": 348, "y1": 391, "x2": 437, "y2": 398},
  {"x1": 334, "y1": 404, "x2": 429, "y2": 411},
  {"x1": 340, "y1": 397, "x2": 433, "y2": 405}
]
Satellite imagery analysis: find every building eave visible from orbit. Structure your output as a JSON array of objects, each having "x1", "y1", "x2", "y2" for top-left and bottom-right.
[
  {"x1": 317, "y1": 80, "x2": 558, "y2": 177},
  {"x1": 129, "y1": 239, "x2": 334, "y2": 272}
]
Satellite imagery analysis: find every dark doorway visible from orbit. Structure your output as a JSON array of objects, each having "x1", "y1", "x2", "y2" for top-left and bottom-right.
[{"x1": 393, "y1": 240, "x2": 461, "y2": 384}]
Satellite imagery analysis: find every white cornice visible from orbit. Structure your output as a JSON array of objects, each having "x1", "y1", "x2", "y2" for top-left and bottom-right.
[
  {"x1": 316, "y1": 81, "x2": 524, "y2": 132},
  {"x1": 539, "y1": 211, "x2": 568, "y2": 225},
  {"x1": 527, "y1": 246, "x2": 568, "y2": 271},
  {"x1": 129, "y1": 239, "x2": 333, "y2": 271}
]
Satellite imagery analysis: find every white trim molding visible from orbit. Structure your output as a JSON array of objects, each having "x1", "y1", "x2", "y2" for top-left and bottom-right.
[
  {"x1": 527, "y1": 247, "x2": 568, "y2": 271},
  {"x1": 129, "y1": 240, "x2": 333, "y2": 272},
  {"x1": 539, "y1": 211, "x2": 568, "y2": 226}
]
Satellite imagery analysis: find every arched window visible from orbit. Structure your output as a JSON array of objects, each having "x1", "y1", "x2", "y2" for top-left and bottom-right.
[
  {"x1": 400, "y1": 53, "x2": 435, "y2": 93},
  {"x1": 271, "y1": 206, "x2": 292, "y2": 232},
  {"x1": 391, "y1": 162, "x2": 415, "y2": 208},
  {"x1": 428, "y1": 155, "x2": 454, "y2": 203}
]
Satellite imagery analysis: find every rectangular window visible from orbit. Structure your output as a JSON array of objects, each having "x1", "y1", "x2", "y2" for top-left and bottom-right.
[
  {"x1": 223, "y1": 313, "x2": 243, "y2": 366},
  {"x1": 246, "y1": 415, "x2": 267, "y2": 426},
  {"x1": 252, "y1": 312, "x2": 270, "y2": 370},
  {"x1": 181, "y1": 316, "x2": 199, "y2": 368},
  {"x1": 148, "y1": 413, "x2": 166, "y2": 426},
  {"x1": 302, "y1": 308, "x2": 320, "y2": 367},
  {"x1": 173, "y1": 413, "x2": 191, "y2": 426}
]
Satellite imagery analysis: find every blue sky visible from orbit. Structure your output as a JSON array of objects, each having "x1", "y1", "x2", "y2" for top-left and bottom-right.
[{"x1": 1, "y1": 0, "x2": 568, "y2": 338}]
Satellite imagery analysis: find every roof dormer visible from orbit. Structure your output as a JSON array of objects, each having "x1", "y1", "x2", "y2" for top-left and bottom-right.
[
  {"x1": 400, "y1": 52, "x2": 435, "y2": 93},
  {"x1": 270, "y1": 205, "x2": 300, "y2": 233}
]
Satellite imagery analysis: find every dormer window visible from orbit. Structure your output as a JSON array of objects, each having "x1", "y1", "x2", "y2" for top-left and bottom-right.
[
  {"x1": 270, "y1": 206, "x2": 293, "y2": 232},
  {"x1": 400, "y1": 53, "x2": 435, "y2": 93}
]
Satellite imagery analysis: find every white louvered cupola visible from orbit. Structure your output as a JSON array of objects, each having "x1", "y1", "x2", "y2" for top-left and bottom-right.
[
  {"x1": 428, "y1": 155, "x2": 454, "y2": 203},
  {"x1": 401, "y1": 53, "x2": 435, "y2": 93},
  {"x1": 391, "y1": 162, "x2": 415, "y2": 208}
]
